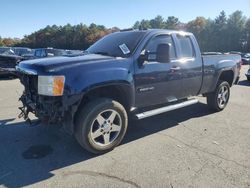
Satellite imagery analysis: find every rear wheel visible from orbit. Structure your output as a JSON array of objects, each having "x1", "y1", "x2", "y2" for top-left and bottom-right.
[
  {"x1": 206, "y1": 80, "x2": 230, "y2": 111},
  {"x1": 75, "y1": 98, "x2": 128, "y2": 154}
]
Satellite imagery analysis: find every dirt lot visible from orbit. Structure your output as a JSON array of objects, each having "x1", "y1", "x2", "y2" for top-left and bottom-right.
[{"x1": 0, "y1": 66, "x2": 250, "y2": 188}]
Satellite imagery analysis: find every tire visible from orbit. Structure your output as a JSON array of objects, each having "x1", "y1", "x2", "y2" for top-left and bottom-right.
[
  {"x1": 247, "y1": 77, "x2": 250, "y2": 82},
  {"x1": 74, "y1": 98, "x2": 128, "y2": 154},
  {"x1": 206, "y1": 80, "x2": 230, "y2": 112}
]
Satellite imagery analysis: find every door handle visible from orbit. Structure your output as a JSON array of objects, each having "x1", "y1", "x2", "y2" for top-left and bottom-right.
[{"x1": 170, "y1": 66, "x2": 181, "y2": 71}]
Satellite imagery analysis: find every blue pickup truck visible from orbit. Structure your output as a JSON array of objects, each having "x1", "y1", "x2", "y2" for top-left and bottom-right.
[{"x1": 16, "y1": 29, "x2": 241, "y2": 153}]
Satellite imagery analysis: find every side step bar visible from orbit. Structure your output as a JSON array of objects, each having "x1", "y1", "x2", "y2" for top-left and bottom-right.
[{"x1": 135, "y1": 98, "x2": 199, "y2": 120}]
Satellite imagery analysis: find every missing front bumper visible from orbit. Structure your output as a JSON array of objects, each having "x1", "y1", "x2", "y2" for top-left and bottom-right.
[{"x1": 18, "y1": 93, "x2": 83, "y2": 134}]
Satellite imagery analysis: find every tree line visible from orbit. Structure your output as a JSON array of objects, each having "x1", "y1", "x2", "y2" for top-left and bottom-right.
[
  {"x1": 133, "y1": 11, "x2": 250, "y2": 52},
  {"x1": 0, "y1": 10, "x2": 250, "y2": 52}
]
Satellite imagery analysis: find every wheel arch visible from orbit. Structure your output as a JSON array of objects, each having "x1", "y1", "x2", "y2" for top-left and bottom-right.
[
  {"x1": 74, "y1": 81, "x2": 134, "y2": 118},
  {"x1": 73, "y1": 81, "x2": 133, "y2": 133},
  {"x1": 217, "y1": 69, "x2": 234, "y2": 87}
]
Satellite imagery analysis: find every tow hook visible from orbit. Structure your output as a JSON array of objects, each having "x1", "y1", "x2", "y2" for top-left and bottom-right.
[
  {"x1": 18, "y1": 106, "x2": 32, "y2": 124},
  {"x1": 18, "y1": 106, "x2": 29, "y2": 119},
  {"x1": 18, "y1": 106, "x2": 40, "y2": 126}
]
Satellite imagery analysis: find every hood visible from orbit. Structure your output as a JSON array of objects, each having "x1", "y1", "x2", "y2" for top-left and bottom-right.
[{"x1": 17, "y1": 54, "x2": 118, "y2": 74}]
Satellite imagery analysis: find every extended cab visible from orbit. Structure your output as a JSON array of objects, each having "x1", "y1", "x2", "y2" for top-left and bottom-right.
[{"x1": 16, "y1": 30, "x2": 241, "y2": 153}]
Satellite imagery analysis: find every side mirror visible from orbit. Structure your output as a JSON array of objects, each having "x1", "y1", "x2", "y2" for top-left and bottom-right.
[
  {"x1": 138, "y1": 51, "x2": 149, "y2": 66},
  {"x1": 156, "y1": 43, "x2": 170, "y2": 63}
]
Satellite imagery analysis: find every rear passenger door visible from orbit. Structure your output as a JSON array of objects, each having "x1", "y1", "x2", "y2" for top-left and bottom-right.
[{"x1": 174, "y1": 34, "x2": 203, "y2": 97}]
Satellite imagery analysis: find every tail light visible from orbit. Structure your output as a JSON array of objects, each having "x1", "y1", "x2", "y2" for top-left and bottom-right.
[{"x1": 239, "y1": 60, "x2": 242, "y2": 70}]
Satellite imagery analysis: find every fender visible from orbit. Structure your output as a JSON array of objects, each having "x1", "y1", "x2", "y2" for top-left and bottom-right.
[
  {"x1": 211, "y1": 60, "x2": 236, "y2": 91},
  {"x1": 64, "y1": 80, "x2": 135, "y2": 134},
  {"x1": 82, "y1": 81, "x2": 135, "y2": 110},
  {"x1": 46, "y1": 57, "x2": 135, "y2": 96}
]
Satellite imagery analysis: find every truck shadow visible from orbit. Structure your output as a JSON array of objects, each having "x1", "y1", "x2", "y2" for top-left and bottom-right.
[
  {"x1": 238, "y1": 80, "x2": 250, "y2": 87},
  {"x1": 0, "y1": 102, "x2": 214, "y2": 187},
  {"x1": 0, "y1": 118, "x2": 15, "y2": 126},
  {"x1": 124, "y1": 102, "x2": 214, "y2": 143},
  {"x1": 0, "y1": 75, "x2": 17, "y2": 81}
]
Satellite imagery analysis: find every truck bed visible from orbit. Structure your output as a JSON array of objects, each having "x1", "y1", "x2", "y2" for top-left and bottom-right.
[
  {"x1": 200, "y1": 54, "x2": 241, "y2": 94},
  {"x1": 202, "y1": 54, "x2": 241, "y2": 65}
]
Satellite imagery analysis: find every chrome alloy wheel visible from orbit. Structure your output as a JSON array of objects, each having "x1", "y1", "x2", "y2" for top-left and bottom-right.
[
  {"x1": 90, "y1": 109, "x2": 122, "y2": 147},
  {"x1": 217, "y1": 85, "x2": 229, "y2": 108}
]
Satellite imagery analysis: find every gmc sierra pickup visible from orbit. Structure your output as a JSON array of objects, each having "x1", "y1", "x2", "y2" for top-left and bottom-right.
[{"x1": 16, "y1": 29, "x2": 241, "y2": 154}]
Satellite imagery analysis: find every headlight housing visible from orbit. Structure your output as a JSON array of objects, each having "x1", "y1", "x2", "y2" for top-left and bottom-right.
[{"x1": 38, "y1": 75, "x2": 65, "y2": 96}]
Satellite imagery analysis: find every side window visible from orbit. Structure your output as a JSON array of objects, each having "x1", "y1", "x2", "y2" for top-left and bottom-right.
[
  {"x1": 40, "y1": 50, "x2": 47, "y2": 57},
  {"x1": 176, "y1": 35, "x2": 194, "y2": 58},
  {"x1": 35, "y1": 50, "x2": 41, "y2": 57},
  {"x1": 144, "y1": 35, "x2": 176, "y2": 61}
]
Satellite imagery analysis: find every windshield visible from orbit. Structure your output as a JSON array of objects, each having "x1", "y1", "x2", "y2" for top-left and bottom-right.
[
  {"x1": 87, "y1": 31, "x2": 146, "y2": 58},
  {"x1": 0, "y1": 47, "x2": 11, "y2": 54},
  {"x1": 13, "y1": 48, "x2": 33, "y2": 56},
  {"x1": 2, "y1": 48, "x2": 15, "y2": 55}
]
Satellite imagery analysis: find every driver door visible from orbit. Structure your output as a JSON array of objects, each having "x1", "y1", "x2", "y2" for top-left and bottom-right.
[{"x1": 134, "y1": 34, "x2": 184, "y2": 108}]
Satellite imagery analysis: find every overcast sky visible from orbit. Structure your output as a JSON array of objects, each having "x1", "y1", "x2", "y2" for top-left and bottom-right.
[{"x1": 0, "y1": 0, "x2": 250, "y2": 38}]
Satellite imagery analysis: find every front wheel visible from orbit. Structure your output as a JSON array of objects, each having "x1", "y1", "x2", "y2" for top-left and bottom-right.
[
  {"x1": 75, "y1": 98, "x2": 128, "y2": 154},
  {"x1": 206, "y1": 80, "x2": 230, "y2": 111}
]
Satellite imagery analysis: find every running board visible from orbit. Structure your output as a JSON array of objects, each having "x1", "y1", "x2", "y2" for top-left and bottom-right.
[{"x1": 135, "y1": 99, "x2": 199, "y2": 120}]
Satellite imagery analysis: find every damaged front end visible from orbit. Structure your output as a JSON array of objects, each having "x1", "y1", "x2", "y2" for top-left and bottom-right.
[{"x1": 17, "y1": 70, "x2": 83, "y2": 134}]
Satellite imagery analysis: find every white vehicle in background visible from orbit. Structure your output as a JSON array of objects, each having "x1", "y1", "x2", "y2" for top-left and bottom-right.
[{"x1": 246, "y1": 65, "x2": 250, "y2": 81}]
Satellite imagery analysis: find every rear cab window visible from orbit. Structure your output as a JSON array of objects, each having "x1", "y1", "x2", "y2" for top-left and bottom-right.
[{"x1": 176, "y1": 35, "x2": 195, "y2": 58}]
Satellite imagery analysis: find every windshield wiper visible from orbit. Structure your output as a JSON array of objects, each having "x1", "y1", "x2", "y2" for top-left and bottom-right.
[{"x1": 93, "y1": 52, "x2": 116, "y2": 57}]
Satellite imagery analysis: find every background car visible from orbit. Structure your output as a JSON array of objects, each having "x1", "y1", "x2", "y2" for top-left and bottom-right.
[
  {"x1": 241, "y1": 53, "x2": 250, "y2": 65},
  {"x1": 12, "y1": 47, "x2": 33, "y2": 56},
  {"x1": 0, "y1": 47, "x2": 12, "y2": 54},
  {"x1": 229, "y1": 51, "x2": 250, "y2": 65},
  {"x1": 246, "y1": 65, "x2": 250, "y2": 81},
  {"x1": 62, "y1": 49, "x2": 85, "y2": 57},
  {"x1": 0, "y1": 47, "x2": 15, "y2": 55},
  {"x1": 0, "y1": 54, "x2": 23, "y2": 76},
  {"x1": 32, "y1": 48, "x2": 65, "y2": 59},
  {"x1": 26, "y1": 48, "x2": 85, "y2": 59}
]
